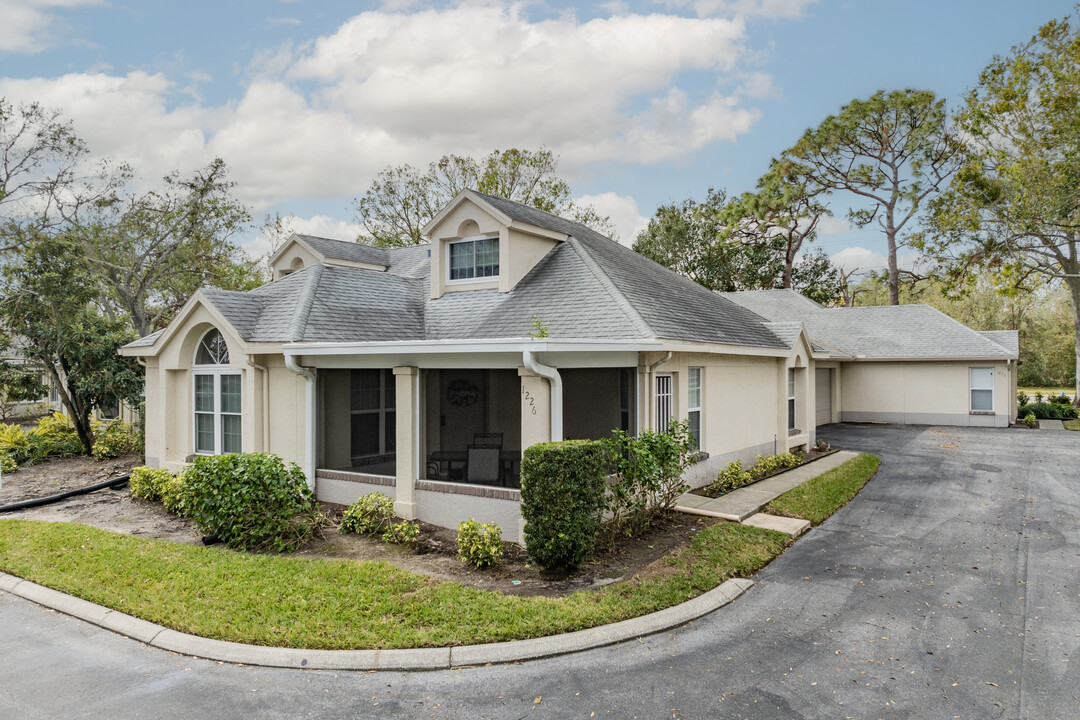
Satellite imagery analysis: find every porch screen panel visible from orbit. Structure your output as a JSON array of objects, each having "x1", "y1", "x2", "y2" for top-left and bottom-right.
[
  {"x1": 350, "y1": 369, "x2": 396, "y2": 458},
  {"x1": 655, "y1": 375, "x2": 672, "y2": 431},
  {"x1": 970, "y1": 367, "x2": 994, "y2": 411}
]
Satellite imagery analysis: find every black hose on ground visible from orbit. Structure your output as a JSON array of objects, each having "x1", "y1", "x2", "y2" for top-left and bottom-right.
[
  {"x1": 0, "y1": 475, "x2": 130, "y2": 514},
  {"x1": 201, "y1": 533, "x2": 221, "y2": 545}
]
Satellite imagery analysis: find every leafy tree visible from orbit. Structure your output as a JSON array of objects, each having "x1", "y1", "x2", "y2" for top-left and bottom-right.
[
  {"x1": 0, "y1": 232, "x2": 143, "y2": 452},
  {"x1": 788, "y1": 89, "x2": 962, "y2": 305},
  {"x1": 720, "y1": 159, "x2": 831, "y2": 290},
  {"x1": 352, "y1": 148, "x2": 611, "y2": 246},
  {"x1": 78, "y1": 158, "x2": 261, "y2": 336},
  {"x1": 0, "y1": 336, "x2": 47, "y2": 421},
  {"x1": 634, "y1": 188, "x2": 842, "y2": 301},
  {"x1": 919, "y1": 13, "x2": 1080, "y2": 403},
  {"x1": 0, "y1": 98, "x2": 125, "y2": 253}
]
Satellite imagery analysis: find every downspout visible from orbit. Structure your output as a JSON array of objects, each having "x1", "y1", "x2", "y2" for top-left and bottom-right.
[
  {"x1": 646, "y1": 351, "x2": 672, "y2": 431},
  {"x1": 523, "y1": 349, "x2": 563, "y2": 442},
  {"x1": 284, "y1": 351, "x2": 316, "y2": 490}
]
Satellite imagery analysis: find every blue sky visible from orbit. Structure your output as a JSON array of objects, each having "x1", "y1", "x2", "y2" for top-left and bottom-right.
[{"x1": 0, "y1": 0, "x2": 1073, "y2": 266}]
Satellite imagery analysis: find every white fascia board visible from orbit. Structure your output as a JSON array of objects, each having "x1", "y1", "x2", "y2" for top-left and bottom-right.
[
  {"x1": 840, "y1": 355, "x2": 1016, "y2": 362},
  {"x1": 284, "y1": 338, "x2": 664, "y2": 357},
  {"x1": 657, "y1": 340, "x2": 792, "y2": 358}
]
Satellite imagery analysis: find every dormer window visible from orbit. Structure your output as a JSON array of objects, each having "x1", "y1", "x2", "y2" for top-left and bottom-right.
[{"x1": 448, "y1": 235, "x2": 499, "y2": 282}]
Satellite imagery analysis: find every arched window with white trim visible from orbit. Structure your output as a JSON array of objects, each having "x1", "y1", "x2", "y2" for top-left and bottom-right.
[{"x1": 193, "y1": 328, "x2": 242, "y2": 454}]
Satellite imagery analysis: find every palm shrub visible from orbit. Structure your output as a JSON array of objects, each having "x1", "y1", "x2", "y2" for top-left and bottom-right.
[
  {"x1": 520, "y1": 439, "x2": 606, "y2": 570},
  {"x1": 0, "y1": 424, "x2": 35, "y2": 465},
  {"x1": 180, "y1": 453, "x2": 320, "y2": 552}
]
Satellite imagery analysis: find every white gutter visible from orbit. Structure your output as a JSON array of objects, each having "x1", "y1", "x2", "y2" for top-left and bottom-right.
[
  {"x1": 284, "y1": 338, "x2": 664, "y2": 356},
  {"x1": 284, "y1": 350, "x2": 317, "y2": 490},
  {"x1": 523, "y1": 349, "x2": 563, "y2": 442}
]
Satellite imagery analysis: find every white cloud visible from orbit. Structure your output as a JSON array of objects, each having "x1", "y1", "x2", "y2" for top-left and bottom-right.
[
  {"x1": 576, "y1": 192, "x2": 650, "y2": 245},
  {"x1": 0, "y1": 2, "x2": 775, "y2": 210},
  {"x1": 0, "y1": 0, "x2": 103, "y2": 54},
  {"x1": 267, "y1": 17, "x2": 301, "y2": 26},
  {"x1": 656, "y1": 0, "x2": 818, "y2": 19},
  {"x1": 831, "y1": 246, "x2": 922, "y2": 274},
  {"x1": 815, "y1": 215, "x2": 853, "y2": 236}
]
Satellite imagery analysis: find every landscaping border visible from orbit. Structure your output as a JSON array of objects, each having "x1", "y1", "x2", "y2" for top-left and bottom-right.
[{"x1": 0, "y1": 570, "x2": 752, "y2": 670}]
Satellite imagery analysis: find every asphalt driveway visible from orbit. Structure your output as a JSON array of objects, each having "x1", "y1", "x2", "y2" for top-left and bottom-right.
[{"x1": 2, "y1": 424, "x2": 1078, "y2": 719}]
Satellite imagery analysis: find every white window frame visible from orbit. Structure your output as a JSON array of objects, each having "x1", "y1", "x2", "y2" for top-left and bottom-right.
[
  {"x1": 192, "y1": 330, "x2": 242, "y2": 456},
  {"x1": 787, "y1": 368, "x2": 797, "y2": 431},
  {"x1": 687, "y1": 367, "x2": 702, "y2": 449},
  {"x1": 655, "y1": 373, "x2": 673, "y2": 431},
  {"x1": 969, "y1": 367, "x2": 995, "y2": 414},
  {"x1": 446, "y1": 234, "x2": 500, "y2": 284}
]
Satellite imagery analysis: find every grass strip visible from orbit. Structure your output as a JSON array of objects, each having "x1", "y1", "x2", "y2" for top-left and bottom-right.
[
  {"x1": 765, "y1": 453, "x2": 880, "y2": 526},
  {"x1": 0, "y1": 519, "x2": 786, "y2": 650},
  {"x1": 1064, "y1": 419, "x2": 1080, "y2": 431}
]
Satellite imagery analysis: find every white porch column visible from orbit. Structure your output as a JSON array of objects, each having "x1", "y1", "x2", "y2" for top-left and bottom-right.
[
  {"x1": 393, "y1": 366, "x2": 419, "y2": 520},
  {"x1": 518, "y1": 366, "x2": 552, "y2": 450}
]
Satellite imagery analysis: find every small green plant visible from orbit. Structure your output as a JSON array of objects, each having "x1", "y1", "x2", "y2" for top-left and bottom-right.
[
  {"x1": 456, "y1": 519, "x2": 504, "y2": 568},
  {"x1": 1023, "y1": 413, "x2": 1038, "y2": 428},
  {"x1": 1049, "y1": 394, "x2": 1072, "y2": 405},
  {"x1": 1018, "y1": 402, "x2": 1079, "y2": 420},
  {"x1": 0, "y1": 452, "x2": 16, "y2": 474},
  {"x1": 711, "y1": 460, "x2": 753, "y2": 494},
  {"x1": 340, "y1": 492, "x2": 396, "y2": 536},
  {"x1": 0, "y1": 424, "x2": 34, "y2": 465},
  {"x1": 180, "y1": 453, "x2": 320, "y2": 553},
  {"x1": 91, "y1": 419, "x2": 139, "y2": 460},
  {"x1": 382, "y1": 520, "x2": 420, "y2": 546},
  {"x1": 814, "y1": 438, "x2": 831, "y2": 452},
  {"x1": 1035, "y1": 392, "x2": 1044, "y2": 403},
  {"x1": 528, "y1": 315, "x2": 550, "y2": 339},
  {"x1": 159, "y1": 472, "x2": 187, "y2": 516},
  {"x1": 129, "y1": 466, "x2": 172, "y2": 502},
  {"x1": 1017, "y1": 391, "x2": 1030, "y2": 406},
  {"x1": 31, "y1": 412, "x2": 84, "y2": 457}
]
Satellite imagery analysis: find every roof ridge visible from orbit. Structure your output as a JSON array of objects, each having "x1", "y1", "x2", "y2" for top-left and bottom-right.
[
  {"x1": 566, "y1": 236, "x2": 654, "y2": 338},
  {"x1": 286, "y1": 264, "x2": 324, "y2": 341}
]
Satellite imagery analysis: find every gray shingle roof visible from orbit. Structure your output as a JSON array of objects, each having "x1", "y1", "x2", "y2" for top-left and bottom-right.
[
  {"x1": 295, "y1": 234, "x2": 390, "y2": 266},
  {"x1": 721, "y1": 289, "x2": 1017, "y2": 360},
  {"x1": 123, "y1": 328, "x2": 164, "y2": 348},
  {"x1": 127, "y1": 195, "x2": 792, "y2": 350},
  {"x1": 978, "y1": 330, "x2": 1019, "y2": 355}
]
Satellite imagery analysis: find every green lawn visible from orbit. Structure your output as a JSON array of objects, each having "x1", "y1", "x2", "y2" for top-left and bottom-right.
[
  {"x1": 765, "y1": 453, "x2": 881, "y2": 526},
  {"x1": 0, "y1": 519, "x2": 787, "y2": 650},
  {"x1": 1064, "y1": 419, "x2": 1080, "y2": 431},
  {"x1": 1020, "y1": 387, "x2": 1075, "y2": 399}
]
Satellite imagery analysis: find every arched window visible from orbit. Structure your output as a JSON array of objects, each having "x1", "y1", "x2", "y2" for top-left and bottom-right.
[{"x1": 193, "y1": 328, "x2": 242, "y2": 455}]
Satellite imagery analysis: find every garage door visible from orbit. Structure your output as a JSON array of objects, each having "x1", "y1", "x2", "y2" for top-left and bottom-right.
[{"x1": 815, "y1": 368, "x2": 832, "y2": 426}]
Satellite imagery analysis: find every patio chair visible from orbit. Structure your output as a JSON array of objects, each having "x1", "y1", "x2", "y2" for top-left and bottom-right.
[
  {"x1": 466, "y1": 444, "x2": 501, "y2": 485},
  {"x1": 472, "y1": 432, "x2": 503, "y2": 448}
]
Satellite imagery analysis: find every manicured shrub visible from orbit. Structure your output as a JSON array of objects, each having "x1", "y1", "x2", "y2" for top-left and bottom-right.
[
  {"x1": 1049, "y1": 394, "x2": 1073, "y2": 405},
  {"x1": 129, "y1": 466, "x2": 171, "y2": 502},
  {"x1": 521, "y1": 439, "x2": 606, "y2": 570},
  {"x1": 601, "y1": 419, "x2": 698, "y2": 538},
  {"x1": 709, "y1": 451, "x2": 805, "y2": 495},
  {"x1": 382, "y1": 520, "x2": 420, "y2": 547},
  {"x1": 0, "y1": 452, "x2": 16, "y2": 474},
  {"x1": 159, "y1": 472, "x2": 187, "y2": 516},
  {"x1": 31, "y1": 412, "x2": 84, "y2": 457},
  {"x1": 1023, "y1": 413, "x2": 1039, "y2": 428},
  {"x1": 456, "y1": 519, "x2": 504, "y2": 568},
  {"x1": 91, "y1": 420, "x2": 139, "y2": 460},
  {"x1": 1018, "y1": 402, "x2": 1079, "y2": 420},
  {"x1": 340, "y1": 492, "x2": 396, "y2": 536},
  {"x1": 180, "y1": 453, "x2": 320, "y2": 553},
  {"x1": 1017, "y1": 391, "x2": 1030, "y2": 406}
]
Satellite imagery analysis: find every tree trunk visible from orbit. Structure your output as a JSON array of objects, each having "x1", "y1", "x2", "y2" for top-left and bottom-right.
[
  {"x1": 47, "y1": 363, "x2": 95, "y2": 453},
  {"x1": 1069, "y1": 276, "x2": 1080, "y2": 408},
  {"x1": 886, "y1": 230, "x2": 900, "y2": 306}
]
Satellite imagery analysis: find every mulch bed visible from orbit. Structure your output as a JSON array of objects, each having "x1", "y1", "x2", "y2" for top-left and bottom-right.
[{"x1": 689, "y1": 447, "x2": 838, "y2": 499}]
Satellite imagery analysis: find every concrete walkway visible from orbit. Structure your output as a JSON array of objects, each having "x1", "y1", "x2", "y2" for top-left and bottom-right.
[
  {"x1": 1040, "y1": 418, "x2": 1065, "y2": 430},
  {"x1": 675, "y1": 450, "x2": 859, "y2": 522}
]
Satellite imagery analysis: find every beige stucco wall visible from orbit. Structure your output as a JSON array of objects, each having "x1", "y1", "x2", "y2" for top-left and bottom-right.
[
  {"x1": 502, "y1": 227, "x2": 559, "y2": 293},
  {"x1": 271, "y1": 243, "x2": 319, "y2": 280},
  {"x1": 838, "y1": 359, "x2": 1014, "y2": 427},
  {"x1": 141, "y1": 303, "x2": 307, "y2": 472}
]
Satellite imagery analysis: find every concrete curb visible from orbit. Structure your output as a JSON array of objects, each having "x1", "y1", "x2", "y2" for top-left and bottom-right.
[{"x1": 0, "y1": 571, "x2": 753, "y2": 671}]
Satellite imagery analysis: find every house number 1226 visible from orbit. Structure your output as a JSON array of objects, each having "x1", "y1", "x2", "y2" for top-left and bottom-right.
[{"x1": 522, "y1": 388, "x2": 536, "y2": 415}]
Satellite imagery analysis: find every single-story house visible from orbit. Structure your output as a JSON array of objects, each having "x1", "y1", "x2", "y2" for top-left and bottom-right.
[
  {"x1": 120, "y1": 190, "x2": 1018, "y2": 542},
  {"x1": 719, "y1": 290, "x2": 1019, "y2": 428}
]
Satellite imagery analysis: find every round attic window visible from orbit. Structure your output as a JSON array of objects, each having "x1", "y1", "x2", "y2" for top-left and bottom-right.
[{"x1": 195, "y1": 329, "x2": 230, "y2": 365}]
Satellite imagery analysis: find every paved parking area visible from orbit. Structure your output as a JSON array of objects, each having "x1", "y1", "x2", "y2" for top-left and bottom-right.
[{"x1": 2, "y1": 424, "x2": 1078, "y2": 719}]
